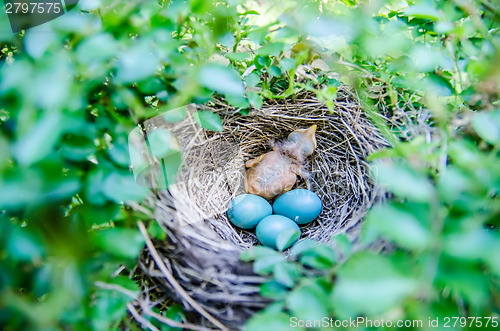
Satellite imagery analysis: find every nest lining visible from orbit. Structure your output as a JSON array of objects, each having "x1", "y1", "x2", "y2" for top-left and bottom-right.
[{"x1": 137, "y1": 86, "x2": 388, "y2": 328}]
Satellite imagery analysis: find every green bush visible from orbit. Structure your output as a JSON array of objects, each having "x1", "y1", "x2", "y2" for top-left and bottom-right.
[{"x1": 0, "y1": 0, "x2": 498, "y2": 330}]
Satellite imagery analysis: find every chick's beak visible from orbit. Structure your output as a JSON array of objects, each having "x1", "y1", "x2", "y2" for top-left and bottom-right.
[{"x1": 304, "y1": 125, "x2": 317, "y2": 148}]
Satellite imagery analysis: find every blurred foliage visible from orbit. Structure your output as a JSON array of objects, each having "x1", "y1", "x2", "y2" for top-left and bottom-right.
[{"x1": 0, "y1": 0, "x2": 499, "y2": 330}]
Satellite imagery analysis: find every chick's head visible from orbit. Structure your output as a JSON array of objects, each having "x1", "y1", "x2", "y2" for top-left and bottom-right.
[{"x1": 286, "y1": 125, "x2": 317, "y2": 159}]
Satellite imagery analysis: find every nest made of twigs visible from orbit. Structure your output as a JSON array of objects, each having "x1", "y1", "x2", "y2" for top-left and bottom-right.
[{"x1": 136, "y1": 86, "x2": 388, "y2": 329}]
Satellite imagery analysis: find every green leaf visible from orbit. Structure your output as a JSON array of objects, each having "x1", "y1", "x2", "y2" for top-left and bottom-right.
[
  {"x1": 366, "y1": 203, "x2": 430, "y2": 250},
  {"x1": 162, "y1": 106, "x2": 187, "y2": 123},
  {"x1": 190, "y1": 0, "x2": 214, "y2": 14},
  {"x1": 368, "y1": 136, "x2": 432, "y2": 161},
  {"x1": 436, "y1": 263, "x2": 490, "y2": 310},
  {"x1": 273, "y1": 263, "x2": 300, "y2": 288},
  {"x1": 245, "y1": 72, "x2": 261, "y2": 88},
  {"x1": 247, "y1": 25, "x2": 271, "y2": 44},
  {"x1": 245, "y1": 312, "x2": 303, "y2": 331},
  {"x1": 225, "y1": 52, "x2": 252, "y2": 62},
  {"x1": 256, "y1": 42, "x2": 284, "y2": 57},
  {"x1": 7, "y1": 228, "x2": 45, "y2": 262},
  {"x1": 147, "y1": 220, "x2": 167, "y2": 240},
  {"x1": 33, "y1": 262, "x2": 54, "y2": 298},
  {"x1": 280, "y1": 58, "x2": 296, "y2": 72},
  {"x1": 485, "y1": 241, "x2": 500, "y2": 277},
  {"x1": 24, "y1": 28, "x2": 56, "y2": 59},
  {"x1": 448, "y1": 140, "x2": 482, "y2": 169},
  {"x1": 146, "y1": 128, "x2": 174, "y2": 159},
  {"x1": 437, "y1": 166, "x2": 478, "y2": 202},
  {"x1": 276, "y1": 228, "x2": 300, "y2": 251},
  {"x1": 404, "y1": 4, "x2": 440, "y2": 21},
  {"x1": 443, "y1": 228, "x2": 494, "y2": 261},
  {"x1": 374, "y1": 162, "x2": 434, "y2": 202},
  {"x1": 259, "y1": 301, "x2": 286, "y2": 316},
  {"x1": 268, "y1": 65, "x2": 282, "y2": 78},
  {"x1": 193, "y1": 111, "x2": 224, "y2": 132},
  {"x1": 108, "y1": 141, "x2": 130, "y2": 166},
  {"x1": 320, "y1": 85, "x2": 337, "y2": 100},
  {"x1": 253, "y1": 254, "x2": 286, "y2": 274},
  {"x1": 332, "y1": 234, "x2": 352, "y2": 256},
  {"x1": 41, "y1": 175, "x2": 81, "y2": 203},
  {"x1": 165, "y1": 304, "x2": 185, "y2": 321},
  {"x1": 240, "y1": 246, "x2": 280, "y2": 262},
  {"x1": 85, "y1": 168, "x2": 109, "y2": 206},
  {"x1": 199, "y1": 65, "x2": 245, "y2": 95},
  {"x1": 76, "y1": 33, "x2": 120, "y2": 65},
  {"x1": 137, "y1": 78, "x2": 164, "y2": 94},
  {"x1": 102, "y1": 172, "x2": 149, "y2": 203},
  {"x1": 116, "y1": 41, "x2": 159, "y2": 83},
  {"x1": 93, "y1": 228, "x2": 145, "y2": 259},
  {"x1": 60, "y1": 134, "x2": 96, "y2": 162},
  {"x1": 259, "y1": 280, "x2": 289, "y2": 299},
  {"x1": 289, "y1": 239, "x2": 318, "y2": 257},
  {"x1": 14, "y1": 112, "x2": 62, "y2": 166},
  {"x1": 92, "y1": 289, "x2": 131, "y2": 331},
  {"x1": 156, "y1": 90, "x2": 169, "y2": 102},
  {"x1": 306, "y1": 16, "x2": 346, "y2": 38},
  {"x1": 247, "y1": 91, "x2": 263, "y2": 109},
  {"x1": 409, "y1": 45, "x2": 447, "y2": 72},
  {"x1": 286, "y1": 284, "x2": 329, "y2": 322},
  {"x1": 299, "y1": 245, "x2": 336, "y2": 269},
  {"x1": 108, "y1": 276, "x2": 140, "y2": 298},
  {"x1": 240, "y1": 10, "x2": 260, "y2": 16},
  {"x1": 472, "y1": 111, "x2": 500, "y2": 145},
  {"x1": 162, "y1": 305, "x2": 186, "y2": 331},
  {"x1": 425, "y1": 74, "x2": 455, "y2": 96},
  {"x1": 0, "y1": 167, "x2": 42, "y2": 209},
  {"x1": 254, "y1": 56, "x2": 270, "y2": 69},
  {"x1": 156, "y1": 150, "x2": 182, "y2": 188},
  {"x1": 73, "y1": 203, "x2": 119, "y2": 228},
  {"x1": 331, "y1": 252, "x2": 417, "y2": 317},
  {"x1": 225, "y1": 93, "x2": 250, "y2": 109}
]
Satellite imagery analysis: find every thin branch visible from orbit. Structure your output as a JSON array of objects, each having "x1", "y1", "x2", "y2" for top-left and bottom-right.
[
  {"x1": 96, "y1": 276, "x2": 212, "y2": 330},
  {"x1": 94, "y1": 281, "x2": 138, "y2": 299},
  {"x1": 142, "y1": 307, "x2": 212, "y2": 331},
  {"x1": 127, "y1": 303, "x2": 160, "y2": 331},
  {"x1": 137, "y1": 221, "x2": 229, "y2": 331}
]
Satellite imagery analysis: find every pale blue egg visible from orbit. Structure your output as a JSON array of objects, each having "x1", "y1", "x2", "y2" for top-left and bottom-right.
[
  {"x1": 273, "y1": 189, "x2": 322, "y2": 225},
  {"x1": 227, "y1": 194, "x2": 272, "y2": 229},
  {"x1": 256, "y1": 215, "x2": 301, "y2": 250}
]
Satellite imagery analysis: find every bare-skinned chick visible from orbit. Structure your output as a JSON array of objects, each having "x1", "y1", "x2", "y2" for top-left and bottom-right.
[{"x1": 245, "y1": 125, "x2": 317, "y2": 200}]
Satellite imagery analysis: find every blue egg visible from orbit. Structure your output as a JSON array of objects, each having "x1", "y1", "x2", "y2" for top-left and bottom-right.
[
  {"x1": 273, "y1": 189, "x2": 322, "y2": 225},
  {"x1": 256, "y1": 215, "x2": 301, "y2": 250},
  {"x1": 227, "y1": 194, "x2": 272, "y2": 229}
]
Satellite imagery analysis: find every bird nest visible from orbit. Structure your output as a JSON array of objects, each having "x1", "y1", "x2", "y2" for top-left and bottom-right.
[{"x1": 135, "y1": 86, "x2": 388, "y2": 329}]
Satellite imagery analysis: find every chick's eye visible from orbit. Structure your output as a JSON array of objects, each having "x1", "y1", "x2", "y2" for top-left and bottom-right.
[
  {"x1": 302, "y1": 145, "x2": 314, "y2": 156},
  {"x1": 288, "y1": 132, "x2": 301, "y2": 142}
]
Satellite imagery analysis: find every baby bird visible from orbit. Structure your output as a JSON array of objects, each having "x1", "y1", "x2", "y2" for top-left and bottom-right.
[{"x1": 245, "y1": 125, "x2": 317, "y2": 200}]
